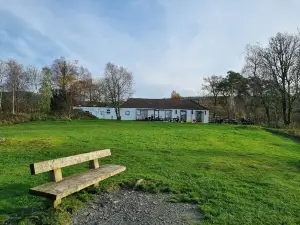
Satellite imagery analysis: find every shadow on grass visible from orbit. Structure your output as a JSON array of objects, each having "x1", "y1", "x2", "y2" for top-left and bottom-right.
[
  {"x1": 265, "y1": 128, "x2": 300, "y2": 143},
  {"x1": 286, "y1": 160, "x2": 300, "y2": 172},
  {"x1": 0, "y1": 183, "x2": 46, "y2": 215}
]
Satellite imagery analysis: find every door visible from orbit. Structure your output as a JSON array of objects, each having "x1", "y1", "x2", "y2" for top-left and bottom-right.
[
  {"x1": 196, "y1": 111, "x2": 203, "y2": 122},
  {"x1": 166, "y1": 110, "x2": 172, "y2": 121},
  {"x1": 154, "y1": 110, "x2": 159, "y2": 120},
  {"x1": 180, "y1": 110, "x2": 187, "y2": 122}
]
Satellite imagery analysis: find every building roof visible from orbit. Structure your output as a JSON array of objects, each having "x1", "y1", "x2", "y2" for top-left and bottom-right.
[
  {"x1": 76, "y1": 101, "x2": 113, "y2": 107},
  {"x1": 121, "y1": 98, "x2": 208, "y2": 110}
]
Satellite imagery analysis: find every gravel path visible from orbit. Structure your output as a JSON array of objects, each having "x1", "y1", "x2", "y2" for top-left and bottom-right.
[{"x1": 72, "y1": 190, "x2": 203, "y2": 225}]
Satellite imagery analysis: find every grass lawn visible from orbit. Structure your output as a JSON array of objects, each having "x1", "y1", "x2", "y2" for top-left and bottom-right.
[{"x1": 0, "y1": 120, "x2": 300, "y2": 225}]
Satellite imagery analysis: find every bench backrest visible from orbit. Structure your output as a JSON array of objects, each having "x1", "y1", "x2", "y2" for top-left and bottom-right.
[{"x1": 30, "y1": 149, "x2": 111, "y2": 175}]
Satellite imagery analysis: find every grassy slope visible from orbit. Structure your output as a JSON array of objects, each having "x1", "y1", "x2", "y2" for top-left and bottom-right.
[{"x1": 0, "y1": 120, "x2": 300, "y2": 225}]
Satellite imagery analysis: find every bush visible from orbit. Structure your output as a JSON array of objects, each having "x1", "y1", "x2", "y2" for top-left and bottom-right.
[
  {"x1": 0, "y1": 109, "x2": 97, "y2": 125},
  {"x1": 0, "y1": 113, "x2": 31, "y2": 125},
  {"x1": 70, "y1": 109, "x2": 98, "y2": 120}
]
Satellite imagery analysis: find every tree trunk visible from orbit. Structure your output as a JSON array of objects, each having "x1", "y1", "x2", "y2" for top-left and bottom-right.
[
  {"x1": 0, "y1": 90, "x2": 2, "y2": 112},
  {"x1": 213, "y1": 96, "x2": 217, "y2": 118},
  {"x1": 12, "y1": 86, "x2": 15, "y2": 114},
  {"x1": 287, "y1": 82, "x2": 292, "y2": 124},
  {"x1": 89, "y1": 88, "x2": 92, "y2": 102},
  {"x1": 115, "y1": 107, "x2": 121, "y2": 120},
  {"x1": 265, "y1": 106, "x2": 270, "y2": 125},
  {"x1": 281, "y1": 93, "x2": 288, "y2": 125}
]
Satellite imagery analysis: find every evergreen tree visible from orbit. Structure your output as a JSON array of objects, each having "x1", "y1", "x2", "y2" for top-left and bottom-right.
[{"x1": 39, "y1": 67, "x2": 53, "y2": 113}]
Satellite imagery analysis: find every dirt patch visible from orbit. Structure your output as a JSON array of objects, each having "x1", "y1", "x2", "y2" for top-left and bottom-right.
[{"x1": 72, "y1": 190, "x2": 203, "y2": 225}]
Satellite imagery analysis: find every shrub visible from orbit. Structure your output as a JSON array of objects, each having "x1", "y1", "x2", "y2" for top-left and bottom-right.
[
  {"x1": 70, "y1": 109, "x2": 98, "y2": 120},
  {"x1": 0, "y1": 113, "x2": 31, "y2": 125},
  {"x1": 0, "y1": 109, "x2": 98, "y2": 125}
]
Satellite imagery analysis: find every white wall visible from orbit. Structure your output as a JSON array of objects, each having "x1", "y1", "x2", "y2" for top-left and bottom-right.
[
  {"x1": 75, "y1": 107, "x2": 117, "y2": 119},
  {"x1": 204, "y1": 110, "x2": 209, "y2": 123},
  {"x1": 75, "y1": 107, "x2": 209, "y2": 123},
  {"x1": 171, "y1": 109, "x2": 209, "y2": 123},
  {"x1": 120, "y1": 108, "x2": 137, "y2": 120},
  {"x1": 75, "y1": 107, "x2": 136, "y2": 120}
]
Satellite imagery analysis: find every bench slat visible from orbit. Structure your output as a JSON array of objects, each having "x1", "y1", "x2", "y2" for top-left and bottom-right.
[
  {"x1": 29, "y1": 164, "x2": 126, "y2": 199},
  {"x1": 30, "y1": 149, "x2": 111, "y2": 174}
]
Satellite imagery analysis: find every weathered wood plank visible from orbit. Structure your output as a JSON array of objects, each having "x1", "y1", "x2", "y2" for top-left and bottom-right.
[
  {"x1": 30, "y1": 149, "x2": 111, "y2": 174},
  {"x1": 49, "y1": 168, "x2": 63, "y2": 182},
  {"x1": 29, "y1": 164, "x2": 126, "y2": 199}
]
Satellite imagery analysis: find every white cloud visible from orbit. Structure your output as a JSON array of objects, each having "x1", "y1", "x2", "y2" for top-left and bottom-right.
[{"x1": 0, "y1": 0, "x2": 300, "y2": 97}]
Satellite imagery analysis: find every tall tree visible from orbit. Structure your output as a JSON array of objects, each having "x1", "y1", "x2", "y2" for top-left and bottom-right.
[
  {"x1": 26, "y1": 65, "x2": 41, "y2": 93},
  {"x1": 243, "y1": 44, "x2": 280, "y2": 124},
  {"x1": 51, "y1": 57, "x2": 78, "y2": 98},
  {"x1": 104, "y1": 62, "x2": 133, "y2": 120},
  {"x1": 202, "y1": 75, "x2": 222, "y2": 118},
  {"x1": 90, "y1": 78, "x2": 105, "y2": 102},
  {"x1": 24, "y1": 66, "x2": 41, "y2": 112},
  {"x1": 0, "y1": 60, "x2": 7, "y2": 112},
  {"x1": 39, "y1": 67, "x2": 53, "y2": 113},
  {"x1": 261, "y1": 32, "x2": 300, "y2": 125},
  {"x1": 218, "y1": 71, "x2": 246, "y2": 118},
  {"x1": 5, "y1": 60, "x2": 24, "y2": 114},
  {"x1": 50, "y1": 57, "x2": 78, "y2": 114},
  {"x1": 170, "y1": 90, "x2": 181, "y2": 100},
  {"x1": 75, "y1": 66, "x2": 93, "y2": 102}
]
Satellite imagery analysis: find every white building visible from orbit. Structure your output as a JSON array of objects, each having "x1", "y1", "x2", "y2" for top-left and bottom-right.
[{"x1": 76, "y1": 98, "x2": 209, "y2": 123}]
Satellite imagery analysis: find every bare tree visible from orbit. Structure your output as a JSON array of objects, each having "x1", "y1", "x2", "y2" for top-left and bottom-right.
[
  {"x1": 243, "y1": 44, "x2": 273, "y2": 123},
  {"x1": 90, "y1": 78, "x2": 106, "y2": 102},
  {"x1": 202, "y1": 75, "x2": 222, "y2": 118},
  {"x1": 0, "y1": 60, "x2": 7, "y2": 112},
  {"x1": 75, "y1": 66, "x2": 93, "y2": 102},
  {"x1": 104, "y1": 62, "x2": 133, "y2": 120},
  {"x1": 260, "y1": 32, "x2": 300, "y2": 125},
  {"x1": 51, "y1": 57, "x2": 78, "y2": 97},
  {"x1": 23, "y1": 65, "x2": 41, "y2": 112},
  {"x1": 26, "y1": 65, "x2": 41, "y2": 93},
  {"x1": 5, "y1": 60, "x2": 24, "y2": 114}
]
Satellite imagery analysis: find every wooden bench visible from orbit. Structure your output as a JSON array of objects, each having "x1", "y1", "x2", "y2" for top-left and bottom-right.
[{"x1": 29, "y1": 149, "x2": 126, "y2": 207}]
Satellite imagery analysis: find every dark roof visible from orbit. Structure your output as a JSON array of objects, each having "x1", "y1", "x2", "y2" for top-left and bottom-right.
[
  {"x1": 76, "y1": 101, "x2": 113, "y2": 107},
  {"x1": 121, "y1": 98, "x2": 208, "y2": 110}
]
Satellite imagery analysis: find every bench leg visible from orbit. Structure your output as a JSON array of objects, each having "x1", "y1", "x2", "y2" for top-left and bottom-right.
[
  {"x1": 89, "y1": 159, "x2": 99, "y2": 169},
  {"x1": 53, "y1": 198, "x2": 62, "y2": 208}
]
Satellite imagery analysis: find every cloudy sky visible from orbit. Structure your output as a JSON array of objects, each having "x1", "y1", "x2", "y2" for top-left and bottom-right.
[{"x1": 0, "y1": 0, "x2": 299, "y2": 97}]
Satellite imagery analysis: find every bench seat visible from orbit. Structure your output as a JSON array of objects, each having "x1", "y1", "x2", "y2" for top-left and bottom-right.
[{"x1": 30, "y1": 164, "x2": 126, "y2": 200}]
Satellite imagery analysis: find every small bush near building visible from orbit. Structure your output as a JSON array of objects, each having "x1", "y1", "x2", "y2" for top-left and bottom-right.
[{"x1": 0, "y1": 110, "x2": 98, "y2": 125}]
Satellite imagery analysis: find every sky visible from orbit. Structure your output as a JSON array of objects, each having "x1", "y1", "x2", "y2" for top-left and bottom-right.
[{"x1": 0, "y1": 0, "x2": 300, "y2": 98}]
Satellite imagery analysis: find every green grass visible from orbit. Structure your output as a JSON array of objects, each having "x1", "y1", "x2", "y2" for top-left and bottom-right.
[{"x1": 0, "y1": 120, "x2": 300, "y2": 225}]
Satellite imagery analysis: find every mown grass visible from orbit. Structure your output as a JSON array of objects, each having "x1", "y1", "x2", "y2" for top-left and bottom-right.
[{"x1": 0, "y1": 120, "x2": 300, "y2": 224}]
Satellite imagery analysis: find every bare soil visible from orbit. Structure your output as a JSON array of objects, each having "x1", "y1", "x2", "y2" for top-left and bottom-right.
[{"x1": 72, "y1": 190, "x2": 203, "y2": 225}]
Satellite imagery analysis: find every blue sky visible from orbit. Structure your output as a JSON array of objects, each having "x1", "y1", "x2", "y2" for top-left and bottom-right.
[{"x1": 0, "y1": 0, "x2": 300, "y2": 97}]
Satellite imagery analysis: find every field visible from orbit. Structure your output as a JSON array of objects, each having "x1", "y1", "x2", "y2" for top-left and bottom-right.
[{"x1": 1, "y1": 120, "x2": 300, "y2": 224}]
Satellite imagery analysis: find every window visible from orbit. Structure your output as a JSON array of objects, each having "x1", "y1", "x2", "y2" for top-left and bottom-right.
[
  {"x1": 125, "y1": 111, "x2": 130, "y2": 115},
  {"x1": 106, "y1": 109, "x2": 110, "y2": 114},
  {"x1": 205, "y1": 111, "x2": 207, "y2": 115},
  {"x1": 175, "y1": 110, "x2": 177, "y2": 114},
  {"x1": 191, "y1": 110, "x2": 193, "y2": 114}
]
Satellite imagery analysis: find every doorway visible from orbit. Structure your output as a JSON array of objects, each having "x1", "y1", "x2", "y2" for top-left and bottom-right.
[
  {"x1": 196, "y1": 111, "x2": 203, "y2": 122},
  {"x1": 180, "y1": 110, "x2": 187, "y2": 122}
]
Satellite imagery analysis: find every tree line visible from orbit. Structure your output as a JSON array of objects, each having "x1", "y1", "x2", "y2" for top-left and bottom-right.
[
  {"x1": 0, "y1": 57, "x2": 133, "y2": 120},
  {"x1": 202, "y1": 31, "x2": 300, "y2": 125}
]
